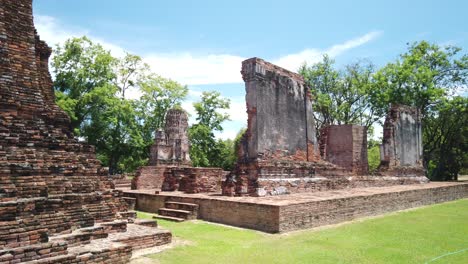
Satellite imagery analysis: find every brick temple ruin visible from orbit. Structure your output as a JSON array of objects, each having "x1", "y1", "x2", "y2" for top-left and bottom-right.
[
  {"x1": 1, "y1": 3, "x2": 465, "y2": 259},
  {"x1": 0, "y1": 1, "x2": 172, "y2": 263},
  {"x1": 221, "y1": 58, "x2": 429, "y2": 197},
  {"x1": 132, "y1": 109, "x2": 225, "y2": 194},
  {"x1": 124, "y1": 57, "x2": 466, "y2": 233},
  {"x1": 378, "y1": 104, "x2": 425, "y2": 176}
]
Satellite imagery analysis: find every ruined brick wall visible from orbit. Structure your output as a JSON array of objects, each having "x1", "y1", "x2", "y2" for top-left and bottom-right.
[
  {"x1": 379, "y1": 104, "x2": 425, "y2": 176},
  {"x1": 278, "y1": 183, "x2": 467, "y2": 232},
  {"x1": 149, "y1": 108, "x2": 191, "y2": 166},
  {"x1": 0, "y1": 0, "x2": 128, "y2": 249},
  {"x1": 240, "y1": 58, "x2": 319, "y2": 162},
  {"x1": 131, "y1": 166, "x2": 169, "y2": 190},
  {"x1": 321, "y1": 125, "x2": 368, "y2": 175},
  {"x1": 132, "y1": 166, "x2": 224, "y2": 193},
  {"x1": 224, "y1": 58, "x2": 345, "y2": 197}
]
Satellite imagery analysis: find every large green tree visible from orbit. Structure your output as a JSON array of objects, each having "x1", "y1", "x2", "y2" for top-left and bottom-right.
[
  {"x1": 52, "y1": 37, "x2": 187, "y2": 173},
  {"x1": 424, "y1": 97, "x2": 468, "y2": 181},
  {"x1": 373, "y1": 41, "x2": 468, "y2": 179},
  {"x1": 299, "y1": 55, "x2": 379, "y2": 135},
  {"x1": 372, "y1": 41, "x2": 468, "y2": 115},
  {"x1": 188, "y1": 91, "x2": 231, "y2": 168},
  {"x1": 53, "y1": 37, "x2": 116, "y2": 134}
]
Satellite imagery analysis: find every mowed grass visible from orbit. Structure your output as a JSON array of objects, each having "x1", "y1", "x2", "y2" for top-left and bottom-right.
[{"x1": 137, "y1": 199, "x2": 468, "y2": 264}]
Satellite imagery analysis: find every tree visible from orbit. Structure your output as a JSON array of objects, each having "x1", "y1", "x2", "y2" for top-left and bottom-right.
[
  {"x1": 373, "y1": 41, "x2": 468, "y2": 178},
  {"x1": 367, "y1": 138, "x2": 381, "y2": 174},
  {"x1": 424, "y1": 97, "x2": 468, "y2": 181},
  {"x1": 299, "y1": 55, "x2": 379, "y2": 137},
  {"x1": 52, "y1": 36, "x2": 187, "y2": 174},
  {"x1": 372, "y1": 41, "x2": 468, "y2": 116},
  {"x1": 189, "y1": 91, "x2": 231, "y2": 168},
  {"x1": 137, "y1": 75, "x2": 188, "y2": 145},
  {"x1": 52, "y1": 37, "x2": 116, "y2": 134}
]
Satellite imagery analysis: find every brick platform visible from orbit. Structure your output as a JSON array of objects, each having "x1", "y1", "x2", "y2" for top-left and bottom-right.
[{"x1": 124, "y1": 182, "x2": 468, "y2": 233}]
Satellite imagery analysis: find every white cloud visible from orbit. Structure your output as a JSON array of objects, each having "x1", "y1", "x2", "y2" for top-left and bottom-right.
[
  {"x1": 273, "y1": 31, "x2": 383, "y2": 72},
  {"x1": 36, "y1": 14, "x2": 382, "y2": 86},
  {"x1": 35, "y1": 15, "x2": 126, "y2": 58},
  {"x1": 35, "y1": 14, "x2": 382, "y2": 139}
]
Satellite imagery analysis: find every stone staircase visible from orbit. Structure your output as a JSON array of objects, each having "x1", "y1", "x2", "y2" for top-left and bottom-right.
[
  {"x1": 115, "y1": 178, "x2": 132, "y2": 190},
  {"x1": 154, "y1": 201, "x2": 199, "y2": 222},
  {"x1": 0, "y1": 211, "x2": 171, "y2": 264}
]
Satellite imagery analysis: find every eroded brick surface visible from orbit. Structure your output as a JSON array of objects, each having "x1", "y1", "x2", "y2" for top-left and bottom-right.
[
  {"x1": 320, "y1": 125, "x2": 368, "y2": 175},
  {"x1": 0, "y1": 1, "x2": 171, "y2": 262},
  {"x1": 378, "y1": 104, "x2": 425, "y2": 176},
  {"x1": 223, "y1": 58, "x2": 348, "y2": 196},
  {"x1": 149, "y1": 109, "x2": 191, "y2": 166}
]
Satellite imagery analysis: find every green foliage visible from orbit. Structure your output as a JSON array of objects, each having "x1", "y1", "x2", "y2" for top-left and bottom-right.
[
  {"x1": 299, "y1": 55, "x2": 379, "y2": 134},
  {"x1": 137, "y1": 200, "x2": 468, "y2": 264},
  {"x1": 189, "y1": 91, "x2": 231, "y2": 169},
  {"x1": 372, "y1": 41, "x2": 468, "y2": 115},
  {"x1": 424, "y1": 97, "x2": 468, "y2": 181},
  {"x1": 52, "y1": 37, "x2": 187, "y2": 174},
  {"x1": 137, "y1": 75, "x2": 188, "y2": 147},
  {"x1": 52, "y1": 37, "x2": 116, "y2": 132},
  {"x1": 374, "y1": 41, "x2": 468, "y2": 179},
  {"x1": 367, "y1": 146, "x2": 381, "y2": 174}
]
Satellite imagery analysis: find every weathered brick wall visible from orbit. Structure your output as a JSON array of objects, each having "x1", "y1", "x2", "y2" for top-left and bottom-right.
[
  {"x1": 321, "y1": 125, "x2": 368, "y2": 175},
  {"x1": 129, "y1": 183, "x2": 468, "y2": 233},
  {"x1": 132, "y1": 166, "x2": 224, "y2": 193},
  {"x1": 239, "y1": 58, "x2": 318, "y2": 162},
  {"x1": 0, "y1": 0, "x2": 133, "y2": 253},
  {"x1": 225, "y1": 58, "x2": 345, "y2": 197},
  {"x1": 278, "y1": 183, "x2": 467, "y2": 232},
  {"x1": 132, "y1": 166, "x2": 169, "y2": 190},
  {"x1": 127, "y1": 193, "x2": 280, "y2": 233},
  {"x1": 379, "y1": 104, "x2": 425, "y2": 176}
]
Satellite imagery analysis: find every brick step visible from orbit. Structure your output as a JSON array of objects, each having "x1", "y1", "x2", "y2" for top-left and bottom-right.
[
  {"x1": 98, "y1": 220, "x2": 128, "y2": 233},
  {"x1": 118, "y1": 210, "x2": 137, "y2": 220},
  {"x1": 153, "y1": 215, "x2": 186, "y2": 222},
  {"x1": 165, "y1": 201, "x2": 199, "y2": 211},
  {"x1": 22, "y1": 253, "x2": 77, "y2": 264},
  {"x1": 49, "y1": 226, "x2": 108, "y2": 246},
  {"x1": 158, "y1": 208, "x2": 195, "y2": 220},
  {"x1": 123, "y1": 197, "x2": 136, "y2": 210},
  {"x1": 115, "y1": 179, "x2": 132, "y2": 184},
  {"x1": 108, "y1": 224, "x2": 172, "y2": 250},
  {"x1": 0, "y1": 241, "x2": 68, "y2": 263},
  {"x1": 67, "y1": 240, "x2": 132, "y2": 264},
  {"x1": 134, "y1": 219, "x2": 158, "y2": 227},
  {"x1": 115, "y1": 183, "x2": 131, "y2": 187}
]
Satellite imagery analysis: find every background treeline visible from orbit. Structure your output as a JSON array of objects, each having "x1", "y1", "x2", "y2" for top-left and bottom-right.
[{"x1": 52, "y1": 37, "x2": 467, "y2": 180}]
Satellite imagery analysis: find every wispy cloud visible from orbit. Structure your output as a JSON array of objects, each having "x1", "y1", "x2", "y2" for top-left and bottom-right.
[
  {"x1": 36, "y1": 14, "x2": 382, "y2": 86},
  {"x1": 273, "y1": 31, "x2": 383, "y2": 71},
  {"x1": 35, "y1": 15, "x2": 126, "y2": 58}
]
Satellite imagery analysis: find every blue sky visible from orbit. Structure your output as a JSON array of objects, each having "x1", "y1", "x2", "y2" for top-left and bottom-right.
[{"x1": 33, "y1": 0, "x2": 468, "y2": 139}]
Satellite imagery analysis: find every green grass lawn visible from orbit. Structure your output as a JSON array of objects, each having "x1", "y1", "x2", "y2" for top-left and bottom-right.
[{"x1": 136, "y1": 199, "x2": 468, "y2": 264}]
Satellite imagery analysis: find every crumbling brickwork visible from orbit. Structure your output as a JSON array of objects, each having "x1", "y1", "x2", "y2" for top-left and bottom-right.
[
  {"x1": 149, "y1": 108, "x2": 191, "y2": 166},
  {"x1": 378, "y1": 104, "x2": 425, "y2": 176},
  {"x1": 320, "y1": 125, "x2": 368, "y2": 175},
  {"x1": 132, "y1": 166, "x2": 224, "y2": 194},
  {"x1": 133, "y1": 107, "x2": 224, "y2": 193},
  {"x1": 0, "y1": 1, "x2": 171, "y2": 262},
  {"x1": 238, "y1": 58, "x2": 319, "y2": 161},
  {"x1": 223, "y1": 58, "x2": 344, "y2": 197}
]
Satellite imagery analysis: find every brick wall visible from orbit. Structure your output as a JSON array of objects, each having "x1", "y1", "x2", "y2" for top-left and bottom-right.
[
  {"x1": 129, "y1": 183, "x2": 467, "y2": 233},
  {"x1": 321, "y1": 125, "x2": 368, "y2": 175},
  {"x1": 278, "y1": 183, "x2": 467, "y2": 232},
  {"x1": 132, "y1": 166, "x2": 224, "y2": 193}
]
